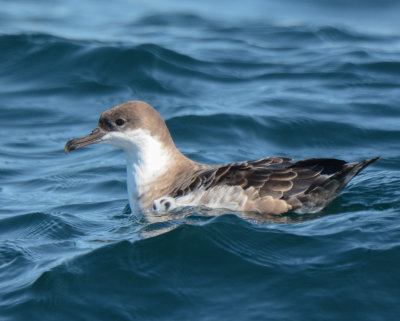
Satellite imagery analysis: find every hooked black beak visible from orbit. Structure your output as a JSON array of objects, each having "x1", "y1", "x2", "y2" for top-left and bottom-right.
[{"x1": 65, "y1": 128, "x2": 106, "y2": 154}]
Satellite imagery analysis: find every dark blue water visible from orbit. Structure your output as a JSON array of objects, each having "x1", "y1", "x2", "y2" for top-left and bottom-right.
[{"x1": 1, "y1": 1, "x2": 400, "y2": 320}]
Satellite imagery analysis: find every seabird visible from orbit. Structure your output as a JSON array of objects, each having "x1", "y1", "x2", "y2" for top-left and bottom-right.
[{"x1": 65, "y1": 101, "x2": 378, "y2": 215}]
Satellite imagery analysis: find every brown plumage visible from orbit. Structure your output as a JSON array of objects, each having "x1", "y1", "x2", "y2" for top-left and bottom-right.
[
  {"x1": 166, "y1": 156, "x2": 378, "y2": 214},
  {"x1": 65, "y1": 101, "x2": 379, "y2": 215}
]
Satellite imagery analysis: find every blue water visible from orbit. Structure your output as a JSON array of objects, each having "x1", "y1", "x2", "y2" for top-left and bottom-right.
[{"x1": 1, "y1": 0, "x2": 400, "y2": 320}]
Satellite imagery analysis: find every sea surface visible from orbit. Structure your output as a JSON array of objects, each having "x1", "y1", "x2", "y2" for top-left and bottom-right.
[{"x1": 1, "y1": 0, "x2": 400, "y2": 320}]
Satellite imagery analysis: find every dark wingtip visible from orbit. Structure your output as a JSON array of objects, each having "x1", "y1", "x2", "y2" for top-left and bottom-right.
[
  {"x1": 339, "y1": 156, "x2": 380, "y2": 182},
  {"x1": 361, "y1": 156, "x2": 380, "y2": 168}
]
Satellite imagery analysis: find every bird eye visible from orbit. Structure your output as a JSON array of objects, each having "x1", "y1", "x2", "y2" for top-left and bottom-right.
[{"x1": 115, "y1": 118, "x2": 125, "y2": 126}]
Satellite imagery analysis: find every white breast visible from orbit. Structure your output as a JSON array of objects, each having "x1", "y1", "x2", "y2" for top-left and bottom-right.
[{"x1": 102, "y1": 128, "x2": 174, "y2": 211}]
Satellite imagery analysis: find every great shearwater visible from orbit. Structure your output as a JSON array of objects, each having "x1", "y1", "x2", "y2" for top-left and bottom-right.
[{"x1": 65, "y1": 101, "x2": 378, "y2": 215}]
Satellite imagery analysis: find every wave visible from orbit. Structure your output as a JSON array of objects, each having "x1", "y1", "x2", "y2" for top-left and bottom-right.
[
  {"x1": 1, "y1": 6, "x2": 399, "y2": 321},
  {"x1": 1, "y1": 24, "x2": 397, "y2": 99},
  {"x1": 0, "y1": 212, "x2": 84, "y2": 241},
  {"x1": 2, "y1": 213, "x2": 399, "y2": 320}
]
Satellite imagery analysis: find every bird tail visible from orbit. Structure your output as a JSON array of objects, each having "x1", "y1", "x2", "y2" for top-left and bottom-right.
[{"x1": 295, "y1": 156, "x2": 379, "y2": 213}]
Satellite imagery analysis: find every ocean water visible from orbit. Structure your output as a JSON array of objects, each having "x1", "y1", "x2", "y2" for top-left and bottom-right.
[{"x1": 1, "y1": 0, "x2": 400, "y2": 320}]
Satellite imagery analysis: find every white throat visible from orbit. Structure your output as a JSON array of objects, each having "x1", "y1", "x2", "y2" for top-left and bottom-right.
[{"x1": 103, "y1": 128, "x2": 173, "y2": 211}]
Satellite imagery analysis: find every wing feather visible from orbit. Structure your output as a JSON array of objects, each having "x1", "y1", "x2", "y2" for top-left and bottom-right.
[
  {"x1": 166, "y1": 156, "x2": 378, "y2": 214},
  {"x1": 170, "y1": 157, "x2": 350, "y2": 204}
]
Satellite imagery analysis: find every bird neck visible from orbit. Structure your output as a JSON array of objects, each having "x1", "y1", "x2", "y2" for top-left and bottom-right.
[{"x1": 123, "y1": 128, "x2": 190, "y2": 212}]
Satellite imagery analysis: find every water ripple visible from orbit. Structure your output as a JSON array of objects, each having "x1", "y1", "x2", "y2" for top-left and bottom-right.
[{"x1": 1, "y1": 4, "x2": 399, "y2": 320}]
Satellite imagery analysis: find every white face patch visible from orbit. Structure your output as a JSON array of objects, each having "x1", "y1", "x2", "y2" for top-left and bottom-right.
[{"x1": 102, "y1": 128, "x2": 172, "y2": 172}]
